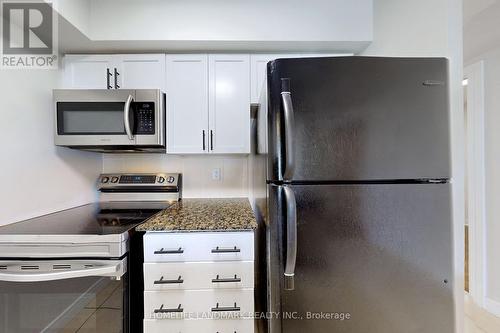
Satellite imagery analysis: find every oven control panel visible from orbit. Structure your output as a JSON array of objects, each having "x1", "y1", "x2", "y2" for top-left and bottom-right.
[{"x1": 98, "y1": 173, "x2": 180, "y2": 189}]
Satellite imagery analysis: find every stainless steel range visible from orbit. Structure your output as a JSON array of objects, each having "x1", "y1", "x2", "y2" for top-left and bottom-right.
[{"x1": 0, "y1": 173, "x2": 181, "y2": 333}]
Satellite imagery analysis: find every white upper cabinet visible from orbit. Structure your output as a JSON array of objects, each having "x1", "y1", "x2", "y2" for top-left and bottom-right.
[
  {"x1": 208, "y1": 54, "x2": 251, "y2": 154},
  {"x1": 63, "y1": 55, "x2": 114, "y2": 89},
  {"x1": 250, "y1": 53, "x2": 351, "y2": 103},
  {"x1": 119, "y1": 54, "x2": 166, "y2": 90},
  {"x1": 165, "y1": 54, "x2": 250, "y2": 155},
  {"x1": 166, "y1": 54, "x2": 209, "y2": 154},
  {"x1": 63, "y1": 54, "x2": 166, "y2": 90}
]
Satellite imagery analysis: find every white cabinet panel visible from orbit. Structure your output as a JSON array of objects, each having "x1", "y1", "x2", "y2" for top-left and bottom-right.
[
  {"x1": 144, "y1": 261, "x2": 254, "y2": 291},
  {"x1": 250, "y1": 53, "x2": 352, "y2": 103},
  {"x1": 144, "y1": 232, "x2": 254, "y2": 263},
  {"x1": 63, "y1": 55, "x2": 114, "y2": 89},
  {"x1": 120, "y1": 54, "x2": 166, "y2": 90},
  {"x1": 165, "y1": 54, "x2": 209, "y2": 154},
  {"x1": 144, "y1": 289, "x2": 254, "y2": 319},
  {"x1": 63, "y1": 54, "x2": 166, "y2": 90},
  {"x1": 144, "y1": 319, "x2": 254, "y2": 333},
  {"x1": 250, "y1": 54, "x2": 283, "y2": 104},
  {"x1": 209, "y1": 54, "x2": 251, "y2": 154}
]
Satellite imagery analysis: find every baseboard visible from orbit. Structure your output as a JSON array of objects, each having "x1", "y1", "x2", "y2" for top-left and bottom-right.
[{"x1": 466, "y1": 294, "x2": 500, "y2": 333}]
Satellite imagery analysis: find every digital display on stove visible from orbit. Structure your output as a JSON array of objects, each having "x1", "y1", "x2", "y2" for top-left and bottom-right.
[{"x1": 119, "y1": 175, "x2": 157, "y2": 184}]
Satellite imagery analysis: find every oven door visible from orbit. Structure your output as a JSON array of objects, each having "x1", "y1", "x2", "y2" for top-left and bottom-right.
[
  {"x1": 53, "y1": 89, "x2": 165, "y2": 149},
  {"x1": 0, "y1": 258, "x2": 128, "y2": 333}
]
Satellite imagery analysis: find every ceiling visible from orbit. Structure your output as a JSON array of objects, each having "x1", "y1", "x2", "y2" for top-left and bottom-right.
[
  {"x1": 463, "y1": 0, "x2": 500, "y2": 61},
  {"x1": 463, "y1": 0, "x2": 497, "y2": 22}
]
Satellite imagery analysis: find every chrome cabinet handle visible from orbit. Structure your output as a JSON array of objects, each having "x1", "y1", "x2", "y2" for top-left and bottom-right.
[
  {"x1": 212, "y1": 274, "x2": 241, "y2": 283},
  {"x1": 281, "y1": 78, "x2": 295, "y2": 181},
  {"x1": 211, "y1": 302, "x2": 240, "y2": 312},
  {"x1": 106, "y1": 68, "x2": 112, "y2": 89},
  {"x1": 203, "y1": 130, "x2": 206, "y2": 151},
  {"x1": 154, "y1": 247, "x2": 183, "y2": 254},
  {"x1": 283, "y1": 185, "x2": 297, "y2": 290},
  {"x1": 211, "y1": 246, "x2": 240, "y2": 253},
  {"x1": 210, "y1": 130, "x2": 214, "y2": 151},
  {"x1": 124, "y1": 94, "x2": 134, "y2": 140},
  {"x1": 114, "y1": 68, "x2": 120, "y2": 89},
  {"x1": 154, "y1": 275, "x2": 183, "y2": 284},
  {"x1": 154, "y1": 304, "x2": 183, "y2": 313}
]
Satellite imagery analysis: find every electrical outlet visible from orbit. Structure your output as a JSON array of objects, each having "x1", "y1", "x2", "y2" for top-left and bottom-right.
[{"x1": 212, "y1": 168, "x2": 222, "y2": 181}]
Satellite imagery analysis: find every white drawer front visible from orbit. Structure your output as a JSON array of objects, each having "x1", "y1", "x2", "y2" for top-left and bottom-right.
[
  {"x1": 144, "y1": 232, "x2": 254, "y2": 262},
  {"x1": 144, "y1": 318, "x2": 254, "y2": 333},
  {"x1": 144, "y1": 289, "x2": 254, "y2": 320},
  {"x1": 144, "y1": 262, "x2": 254, "y2": 290}
]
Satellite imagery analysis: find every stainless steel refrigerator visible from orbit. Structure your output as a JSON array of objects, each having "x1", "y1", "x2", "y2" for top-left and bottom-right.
[{"x1": 251, "y1": 56, "x2": 455, "y2": 333}]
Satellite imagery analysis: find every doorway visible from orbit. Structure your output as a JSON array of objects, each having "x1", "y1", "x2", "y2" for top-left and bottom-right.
[{"x1": 463, "y1": 61, "x2": 485, "y2": 303}]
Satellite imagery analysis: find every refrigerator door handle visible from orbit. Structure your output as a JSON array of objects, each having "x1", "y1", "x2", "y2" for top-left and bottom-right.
[
  {"x1": 283, "y1": 185, "x2": 297, "y2": 290},
  {"x1": 281, "y1": 78, "x2": 295, "y2": 181}
]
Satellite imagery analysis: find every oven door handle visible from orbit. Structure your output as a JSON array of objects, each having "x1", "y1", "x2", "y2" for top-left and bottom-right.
[
  {"x1": 0, "y1": 259, "x2": 126, "y2": 282},
  {"x1": 124, "y1": 94, "x2": 134, "y2": 140}
]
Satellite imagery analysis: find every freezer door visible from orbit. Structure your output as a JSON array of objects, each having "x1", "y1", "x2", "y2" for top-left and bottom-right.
[
  {"x1": 267, "y1": 56, "x2": 450, "y2": 182},
  {"x1": 267, "y1": 183, "x2": 454, "y2": 333}
]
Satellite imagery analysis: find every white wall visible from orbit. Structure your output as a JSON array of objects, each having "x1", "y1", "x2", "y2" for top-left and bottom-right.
[
  {"x1": 53, "y1": 0, "x2": 91, "y2": 36},
  {"x1": 103, "y1": 155, "x2": 249, "y2": 198},
  {"x1": 88, "y1": 0, "x2": 372, "y2": 43},
  {"x1": 362, "y1": 0, "x2": 464, "y2": 332},
  {"x1": 463, "y1": 0, "x2": 500, "y2": 316},
  {"x1": 0, "y1": 69, "x2": 102, "y2": 226},
  {"x1": 466, "y1": 47, "x2": 500, "y2": 311}
]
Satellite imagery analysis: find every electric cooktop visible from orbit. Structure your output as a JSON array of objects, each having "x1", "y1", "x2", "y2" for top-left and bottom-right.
[{"x1": 0, "y1": 201, "x2": 172, "y2": 237}]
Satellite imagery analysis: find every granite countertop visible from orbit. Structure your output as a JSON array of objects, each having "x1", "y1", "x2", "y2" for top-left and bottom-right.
[{"x1": 136, "y1": 198, "x2": 257, "y2": 231}]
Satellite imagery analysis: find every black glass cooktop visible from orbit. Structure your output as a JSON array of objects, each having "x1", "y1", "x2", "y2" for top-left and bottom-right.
[{"x1": 0, "y1": 201, "x2": 172, "y2": 236}]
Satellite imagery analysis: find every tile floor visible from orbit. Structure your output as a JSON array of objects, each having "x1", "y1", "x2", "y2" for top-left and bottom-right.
[
  {"x1": 466, "y1": 314, "x2": 487, "y2": 333},
  {"x1": 464, "y1": 294, "x2": 500, "y2": 333}
]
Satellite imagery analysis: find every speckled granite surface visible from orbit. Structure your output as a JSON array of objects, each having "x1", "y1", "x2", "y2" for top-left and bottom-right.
[{"x1": 136, "y1": 198, "x2": 257, "y2": 231}]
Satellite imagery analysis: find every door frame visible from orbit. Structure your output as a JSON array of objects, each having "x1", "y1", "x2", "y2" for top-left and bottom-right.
[{"x1": 463, "y1": 61, "x2": 486, "y2": 308}]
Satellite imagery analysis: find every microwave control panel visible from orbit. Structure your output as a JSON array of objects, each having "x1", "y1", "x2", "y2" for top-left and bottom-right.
[{"x1": 135, "y1": 102, "x2": 155, "y2": 134}]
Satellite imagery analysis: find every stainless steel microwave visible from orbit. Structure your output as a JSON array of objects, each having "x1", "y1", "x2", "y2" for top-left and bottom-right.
[{"x1": 53, "y1": 89, "x2": 166, "y2": 153}]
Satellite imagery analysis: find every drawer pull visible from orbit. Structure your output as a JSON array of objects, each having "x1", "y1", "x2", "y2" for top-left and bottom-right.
[
  {"x1": 211, "y1": 246, "x2": 241, "y2": 253},
  {"x1": 212, "y1": 274, "x2": 241, "y2": 283},
  {"x1": 154, "y1": 276, "x2": 184, "y2": 284},
  {"x1": 154, "y1": 304, "x2": 183, "y2": 313},
  {"x1": 154, "y1": 247, "x2": 184, "y2": 255},
  {"x1": 211, "y1": 302, "x2": 240, "y2": 312}
]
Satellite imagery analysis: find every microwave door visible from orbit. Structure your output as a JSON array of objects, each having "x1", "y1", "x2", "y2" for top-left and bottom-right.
[{"x1": 54, "y1": 89, "x2": 137, "y2": 147}]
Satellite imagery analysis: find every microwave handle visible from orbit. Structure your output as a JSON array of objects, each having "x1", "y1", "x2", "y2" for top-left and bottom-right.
[{"x1": 124, "y1": 94, "x2": 134, "y2": 140}]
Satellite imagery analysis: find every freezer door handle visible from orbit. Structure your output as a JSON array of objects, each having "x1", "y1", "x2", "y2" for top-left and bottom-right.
[
  {"x1": 283, "y1": 185, "x2": 297, "y2": 290},
  {"x1": 281, "y1": 78, "x2": 295, "y2": 181}
]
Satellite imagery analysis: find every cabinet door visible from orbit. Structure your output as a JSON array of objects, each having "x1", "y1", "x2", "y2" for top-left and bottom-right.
[
  {"x1": 250, "y1": 54, "x2": 283, "y2": 104},
  {"x1": 166, "y1": 54, "x2": 209, "y2": 154},
  {"x1": 118, "y1": 54, "x2": 166, "y2": 90},
  {"x1": 208, "y1": 54, "x2": 251, "y2": 154},
  {"x1": 250, "y1": 53, "x2": 351, "y2": 103},
  {"x1": 63, "y1": 55, "x2": 114, "y2": 89}
]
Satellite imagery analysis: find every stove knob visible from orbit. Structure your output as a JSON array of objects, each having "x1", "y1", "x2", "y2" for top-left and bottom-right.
[
  {"x1": 167, "y1": 176, "x2": 175, "y2": 183},
  {"x1": 111, "y1": 176, "x2": 119, "y2": 183},
  {"x1": 101, "y1": 177, "x2": 110, "y2": 183},
  {"x1": 158, "y1": 177, "x2": 165, "y2": 183}
]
